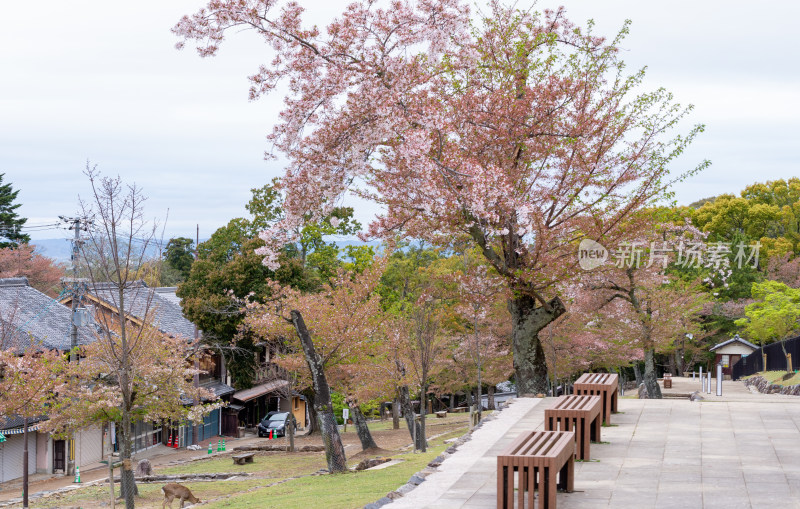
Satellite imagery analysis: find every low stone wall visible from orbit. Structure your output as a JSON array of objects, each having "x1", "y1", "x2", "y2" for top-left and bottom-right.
[
  {"x1": 114, "y1": 472, "x2": 251, "y2": 483},
  {"x1": 233, "y1": 444, "x2": 325, "y2": 453},
  {"x1": 743, "y1": 375, "x2": 800, "y2": 395}
]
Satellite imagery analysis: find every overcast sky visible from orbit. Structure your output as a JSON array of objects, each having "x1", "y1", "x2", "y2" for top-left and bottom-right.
[{"x1": 1, "y1": 0, "x2": 798, "y2": 243}]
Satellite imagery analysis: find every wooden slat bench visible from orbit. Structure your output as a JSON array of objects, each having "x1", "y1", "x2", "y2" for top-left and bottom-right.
[
  {"x1": 544, "y1": 395, "x2": 602, "y2": 460},
  {"x1": 497, "y1": 430, "x2": 575, "y2": 509},
  {"x1": 573, "y1": 373, "x2": 619, "y2": 424},
  {"x1": 232, "y1": 452, "x2": 255, "y2": 465}
]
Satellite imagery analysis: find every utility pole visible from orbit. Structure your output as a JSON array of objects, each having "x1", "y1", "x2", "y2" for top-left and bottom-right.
[
  {"x1": 59, "y1": 216, "x2": 91, "y2": 363},
  {"x1": 59, "y1": 216, "x2": 91, "y2": 478}
]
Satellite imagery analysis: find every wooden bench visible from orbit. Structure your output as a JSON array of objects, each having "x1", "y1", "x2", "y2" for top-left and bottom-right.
[
  {"x1": 544, "y1": 395, "x2": 602, "y2": 460},
  {"x1": 232, "y1": 452, "x2": 255, "y2": 465},
  {"x1": 497, "y1": 430, "x2": 574, "y2": 509},
  {"x1": 663, "y1": 373, "x2": 672, "y2": 389},
  {"x1": 573, "y1": 373, "x2": 619, "y2": 425}
]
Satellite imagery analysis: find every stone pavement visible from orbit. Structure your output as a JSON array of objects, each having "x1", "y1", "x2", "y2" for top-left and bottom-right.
[{"x1": 389, "y1": 377, "x2": 800, "y2": 508}]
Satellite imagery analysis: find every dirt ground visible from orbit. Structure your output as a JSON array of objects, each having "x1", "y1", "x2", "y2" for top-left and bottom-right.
[{"x1": 0, "y1": 413, "x2": 472, "y2": 508}]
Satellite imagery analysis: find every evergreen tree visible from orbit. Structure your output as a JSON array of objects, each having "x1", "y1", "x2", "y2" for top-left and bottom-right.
[
  {"x1": 0, "y1": 174, "x2": 29, "y2": 248},
  {"x1": 163, "y1": 236, "x2": 195, "y2": 280}
]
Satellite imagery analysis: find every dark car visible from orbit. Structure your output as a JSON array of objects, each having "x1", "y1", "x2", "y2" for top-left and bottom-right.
[{"x1": 257, "y1": 412, "x2": 295, "y2": 437}]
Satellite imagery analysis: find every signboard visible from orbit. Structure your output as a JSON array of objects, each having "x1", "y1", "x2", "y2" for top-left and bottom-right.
[
  {"x1": 342, "y1": 408, "x2": 350, "y2": 421},
  {"x1": 0, "y1": 432, "x2": 6, "y2": 443}
]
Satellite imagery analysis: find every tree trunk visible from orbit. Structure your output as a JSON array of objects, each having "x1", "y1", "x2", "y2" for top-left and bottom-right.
[
  {"x1": 23, "y1": 417, "x2": 28, "y2": 509},
  {"x1": 418, "y1": 384, "x2": 428, "y2": 453},
  {"x1": 487, "y1": 385, "x2": 496, "y2": 411},
  {"x1": 449, "y1": 393, "x2": 455, "y2": 411},
  {"x1": 643, "y1": 348, "x2": 662, "y2": 399},
  {"x1": 667, "y1": 351, "x2": 677, "y2": 376},
  {"x1": 633, "y1": 362, "x2": 642, "y2": 387},
  {"x1": 303, "y1": 389, "x2": 319, "y2": 435},
  {"x1": 392, "y1": 396, "x2": 400, "y2": 430},
  {"x1": 674, "y1": 349, "x2": 684, "y2": 376},
  {"x1": 291, "y1": 310, "x2": 347, "y2": 473},
  {"x1": 119, "y1": 414, "x2": 138, "y2": 507},
  {"x1": 398, "y1": 385, "x2": 423, "y2": 450},
  {"x1": 509, "y1": 294, "x2": 566, "y2": 395},
  {"x1": 474, "y1": 386, "x2": 482, "y2": 421},
  {"x1": 349, "y1": 402, "x2": 378, "y2": 451},
  {"x1": 287, "y1": 414, "x2": 296, "y2": 452}
]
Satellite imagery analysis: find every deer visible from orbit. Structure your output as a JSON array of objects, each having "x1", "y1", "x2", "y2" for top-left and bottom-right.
[{"x1": 162, "y1": 483, "x2": 201, "y2": 508}]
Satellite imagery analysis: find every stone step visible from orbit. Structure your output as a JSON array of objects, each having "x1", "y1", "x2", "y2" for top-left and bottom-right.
[{"x1": 662, "y1": 393, "x2": 694, "y2": 399}]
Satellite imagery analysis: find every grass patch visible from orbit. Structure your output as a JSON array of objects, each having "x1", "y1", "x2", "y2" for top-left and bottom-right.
[
  {"x1": 203, "y1": 446, "x2": 446, "y2": 509},
  {"x1": 32, "y1": 479, "x2": 265, "y2": 508},
  {"x1": 32, "y1": 415, "x2": 469, "y2": 508},
  {"x1": 360, "y1": 412, "x2": 473, "y2": 433},
  {"x1": 157, "y1": 453, "x2": 326, "y2": 477},
  {"x1": 744, "y1": 370, "x2": 800, "y2": 386}
]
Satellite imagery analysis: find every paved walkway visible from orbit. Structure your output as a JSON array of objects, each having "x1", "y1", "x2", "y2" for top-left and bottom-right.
[{"x1": 390, "y1": 377, "x2": 800, "y2": 508}]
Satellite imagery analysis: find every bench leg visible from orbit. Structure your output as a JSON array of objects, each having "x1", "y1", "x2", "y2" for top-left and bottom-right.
[
  {"x1": 603, "y1": 393, "x2": 612, "y2": 425},
  {"x1": 528, "y1": 466, "x2": 537, "y2": 509},
  {"x1": 497, "y1": 464, "x2": 506, "y2": 509},
  {"x1": 543, "y1": 466, "x2": 556, "y2": 509},
  {"x1": 611, "y1": 390, "x2": 619, "y2": 413},
  {"x1": 507, "y1": 466, "x2": 516, "y2": 509},
  {"x1": 519, "y1": 466, "x2": 527, "y2": 509},
  {"x1": 558, "y1": 456, "x2": 574, "y2": 493},
  {"x1": 580, "y1": 417, "x2": 590, "y2": 460},
  {"x1": 592, "y1": 414, "x2": 601, "y2": 443}
]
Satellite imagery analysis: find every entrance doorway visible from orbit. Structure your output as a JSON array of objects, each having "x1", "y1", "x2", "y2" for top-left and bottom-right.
[{"x1": 53, "y1": 440, "x2": 66, "y2": 472}]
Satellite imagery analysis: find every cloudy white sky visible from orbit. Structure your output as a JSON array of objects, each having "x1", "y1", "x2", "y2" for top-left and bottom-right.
[{"x1": 1, "y1": 0, "x2": 798, "y2": 243}]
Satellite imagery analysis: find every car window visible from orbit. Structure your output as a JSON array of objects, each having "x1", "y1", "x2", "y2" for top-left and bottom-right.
[{"x1": 268, "y1": 413, "x2": 289, "y2": 421}]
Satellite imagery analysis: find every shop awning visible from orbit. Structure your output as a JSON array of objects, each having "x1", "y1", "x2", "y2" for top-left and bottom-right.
[{"x1": 232, "y1": 380, "x2": 289, "y2": 402}]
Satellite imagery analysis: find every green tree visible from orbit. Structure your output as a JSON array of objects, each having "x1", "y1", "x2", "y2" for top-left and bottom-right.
[
  {"x1": 163, "y1": 237, "x2": 195, "y2": 280},
  {"x1": 736, "y1": 280, "x2": 800, "y2": 369},
  {"x1": 178, "y1": 181, "x2": 367, "y2": 388},
  {"x1": 0, "y1": 174, "x2": 30, "y2": 248},
  {"x1": 178, "y1": 224, "x2": 312, "y2": 389}
]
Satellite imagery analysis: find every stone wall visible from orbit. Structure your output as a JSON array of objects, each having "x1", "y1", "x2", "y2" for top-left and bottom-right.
[{"x1": 743, "y1": 375, "x2": 800, "y2": 396}]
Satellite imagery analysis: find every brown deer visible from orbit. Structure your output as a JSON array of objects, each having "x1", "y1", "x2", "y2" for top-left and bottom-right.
[{"x1": 162, "y1": 483, "x2": 201, "y2": 508}]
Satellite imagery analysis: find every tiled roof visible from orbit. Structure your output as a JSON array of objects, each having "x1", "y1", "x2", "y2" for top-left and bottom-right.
[
  {"x1": 87, "y1": 281, "x2": 197, "y2": 339},
  {"x1": 154, "y1": 287, "x2": 182, "y2": 307},
  {"x1": 710, "y1": 334, "x2": 759, "y2": 352},
  {"x1": 0, "y1": 414, "x2": 46, "y2": 431},
  {"x1": 0, "y1": 277, "x2": 95, "y2": 351},
  {"x1": 201, "y1": 380, "x2": 236, "y2": 399},
  {"x1": 232, "y1": 380, "x2": 289, "y2": 402}
]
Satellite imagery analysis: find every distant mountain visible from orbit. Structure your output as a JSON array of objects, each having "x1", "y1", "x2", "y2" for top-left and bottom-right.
[
  {"x1": 31, "y1": 238, "x2": 73, "y2": 262},
  {"x1": 31, "y1": 238, "x2": 385, "y2": 263}
]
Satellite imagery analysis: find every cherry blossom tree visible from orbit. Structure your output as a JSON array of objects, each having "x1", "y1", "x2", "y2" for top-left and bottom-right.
[
  {"x1": 0, "y1": 244, "x2": 65, "y2": 296},
  {"x1": 0, "y1": 345, "x2": 68, "y2": 509},
  {"x1": 588, "y1": 263, "x2": 706, "y2": 398},
  {"x1": 244, "y1": 262, "x2": 387, "y2": 467},
  {"x1": 175, "y1": 0, "x2": 706, "y2": 393},
  {"x1": 58, "y1": 168, "x2": 215, "y2": 508},
  {"x1": 453, "y1": 256, "x2": 510, "y2": 418}
]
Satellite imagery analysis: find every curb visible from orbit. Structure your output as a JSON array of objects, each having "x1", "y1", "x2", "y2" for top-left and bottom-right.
[{"x1": 363, "y1": 403, "x2": 512, "y2": 508}]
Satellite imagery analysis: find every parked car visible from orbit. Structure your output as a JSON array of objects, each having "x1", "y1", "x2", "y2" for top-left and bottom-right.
[{"x1": 258, "y1": 412, "x2": 295, "y2": 437}]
